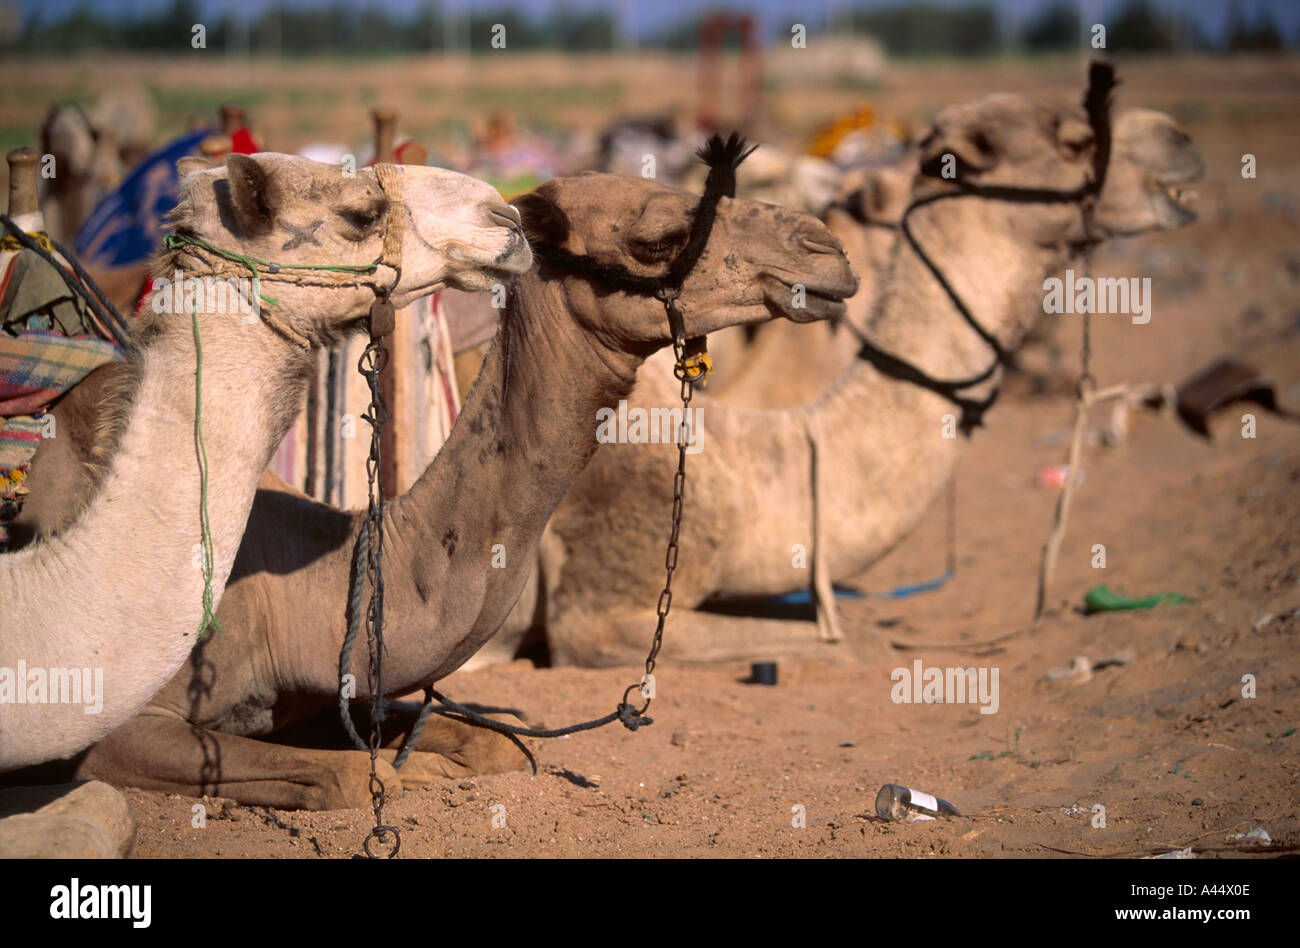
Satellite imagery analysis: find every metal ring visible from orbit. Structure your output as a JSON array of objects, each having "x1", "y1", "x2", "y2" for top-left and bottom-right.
[{"x1": 363, "y1": 825, "x2": 401, "y2": 859}]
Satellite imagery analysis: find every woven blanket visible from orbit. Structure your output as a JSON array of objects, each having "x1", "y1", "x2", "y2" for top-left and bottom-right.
[
  {"x1": 0, "y1": 412, "x2": 45, "y2": 471},
  {"x1": 0, "y1": 328, "x2": 122, "y2": 416}
]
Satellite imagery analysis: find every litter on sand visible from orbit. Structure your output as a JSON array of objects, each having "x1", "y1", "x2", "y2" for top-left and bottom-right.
[
  {"x1": 1227, "y1": 825, "x2": 1272, "y2": 844},
  {"x1": 1083, "y1": 584, "x2": 1194, "y2": 614},
  {"x1": 875, "y1": 783, "x2": 962, "y2": 822},
  {"x1": 1175, "y1": 356, "x2": 1299, "y2": 437}
]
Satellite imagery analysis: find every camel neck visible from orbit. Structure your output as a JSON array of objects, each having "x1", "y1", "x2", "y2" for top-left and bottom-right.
[
  {"x1": 800, "y1": 206, "x2": 1057, "y2": 576},
  {"x1": 0, "y1": 306, "x2": 312, "y2": 767},
  {"x1": 70, "y1": 311, "x2": 312, "y2": 593},
  {"x1": 383, "y1": 270, "x2": 640, "y2": 683}
]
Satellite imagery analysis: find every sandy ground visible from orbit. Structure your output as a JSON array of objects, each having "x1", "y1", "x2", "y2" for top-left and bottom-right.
[
  {"x1": 123, "y1": 371, "x2": 1300, "y2": 858},
  {"x1": 3, "y1": 54, "x2": 1297, "y2": 857}
]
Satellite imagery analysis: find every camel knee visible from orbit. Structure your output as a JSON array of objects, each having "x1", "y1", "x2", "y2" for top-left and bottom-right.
[{"x1": 309, "y1": 753, "x2": 400, "y2": 812}]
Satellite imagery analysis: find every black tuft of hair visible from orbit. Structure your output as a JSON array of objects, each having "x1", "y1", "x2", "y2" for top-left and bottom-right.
[
  {"x1": 696, "y1": 132, "x2": 759, "y2": 201},
  {"x1": 1083, "y1": 61, "x2": 1118, "y2": 193},
  {"x1": 1082, "y1": 61, "x2": 1117, "y2": 119},
  {"x1": 656, "y1": 131, "x2": 757, "y2": 286}
]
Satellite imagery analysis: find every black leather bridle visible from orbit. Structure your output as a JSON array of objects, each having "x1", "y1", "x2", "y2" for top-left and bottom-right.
[{"x1": 855, "y1": 61, "x2": 1117, "y2": 435}]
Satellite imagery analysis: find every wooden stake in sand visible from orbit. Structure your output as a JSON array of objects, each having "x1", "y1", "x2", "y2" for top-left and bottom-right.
[{"x1": 1033, "y1": 382, "x2": 1132, "y2": 622}]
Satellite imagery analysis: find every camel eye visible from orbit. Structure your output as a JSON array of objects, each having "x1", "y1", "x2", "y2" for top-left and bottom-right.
[
  {"x1": 339, "y1": 204, "x2": 384, "y2": 240},
  {"x1": 1056, "y1": 117, "x2": 1094, "y2": 160},
  {"x1": 630, "y1": 229, "x2": 687, "y2": 263},
  {"x1": 1060, "y1": 133, "x2": 1093, "y2": 159}
]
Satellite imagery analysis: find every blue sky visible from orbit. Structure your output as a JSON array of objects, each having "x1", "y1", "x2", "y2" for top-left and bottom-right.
[{"x1": 19, "y1": 0, "x2": 1300, "y2": 44}]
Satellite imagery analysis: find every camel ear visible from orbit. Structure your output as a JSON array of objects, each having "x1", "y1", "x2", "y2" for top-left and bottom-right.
[
  {"x1": 177, "y1": 156, "x2": 209, "y2": 178},
  {"x1": 847, "y1": 175, "x2": 890, "y2": 224},
  {"x1": 919, "y1": 125, "x2": 999, "y2": 179},
  {"x1": 514, "y1": 187, "x2": 570, "y2": 248},
  {"x1": 1055, "y1": 115, "x2": 1095, "y2": 161},
  {"x1": 224, "y1": 153, "x2": 278, "y2": 238},
  {"x1": 841, "y1": 188, "x2": 870, "y2": 224}
]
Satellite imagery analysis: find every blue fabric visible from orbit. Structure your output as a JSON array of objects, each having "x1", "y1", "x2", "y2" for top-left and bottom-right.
[
  {"x1": 766, "y1": 570, "x2": 955, "y2": 607},
  {"x1": 872, "y1": 569, "x2": 955, "y2": 600},
  {"x1": 73, "y1": 129, "x2": 209, "y2": 267},
  {"x1": 768, "y1": 585, "x2": 867, "y2": 607}
]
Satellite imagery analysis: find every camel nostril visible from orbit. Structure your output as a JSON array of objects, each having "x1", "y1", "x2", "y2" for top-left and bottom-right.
[
  {"x1": 489, "y1": 204, "x2": 523, "y2": 230},
  {"x1": 799, "y1": 235, "x2": 842, "y2": 256}
]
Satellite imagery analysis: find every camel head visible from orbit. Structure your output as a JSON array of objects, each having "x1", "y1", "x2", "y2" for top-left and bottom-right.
[
  {"x1": 1094, "y1": 109, "x2": 1205, "y2": 235},
  {"x1": 912, "y1": 92, "x2": 1203, "y2": 251},
  {"x1": 891, "y1": 85, "x2": 1202, "y2": 354},
  {"x1": 827, "y1": 162, "x2": 916, "y2": 284},
  {"x1": 837, "y1": 162, "x2": 915, "y2": 229},
  {"x1": 165, "y1": 153, "x2": 532, "y2": 343},
  {"x1": 514, "y1": 173, "x2": 859, "y2": 350}
]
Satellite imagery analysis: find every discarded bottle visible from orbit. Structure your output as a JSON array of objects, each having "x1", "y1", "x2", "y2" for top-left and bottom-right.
[{"x1": 875, "y1": 783, "x2": 962, "y2": 821}]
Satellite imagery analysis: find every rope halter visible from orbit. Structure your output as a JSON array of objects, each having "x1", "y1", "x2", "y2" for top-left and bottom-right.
[
  {"x1": 160, "y1": 161, "x2": 407, "y2": 349},
  {"x1": 854, "y1": 60, "x2": 1117, "y2": 435}
]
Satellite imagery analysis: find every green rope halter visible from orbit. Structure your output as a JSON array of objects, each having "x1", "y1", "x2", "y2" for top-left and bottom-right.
[{"x1": 162, "y1": 233, "x2": 382, "y2": 309}]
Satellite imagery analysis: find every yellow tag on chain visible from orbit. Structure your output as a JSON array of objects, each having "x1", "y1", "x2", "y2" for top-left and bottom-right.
[{"x1": 677, "y1": 350, "x2": 713, "y2": 385}]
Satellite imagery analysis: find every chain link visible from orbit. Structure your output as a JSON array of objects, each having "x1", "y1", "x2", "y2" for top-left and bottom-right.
[
  {"x1": 625, "y1": 299, "x2": 704, "y2": 715},
  {"x1": 358, "y1": 340, "x2": 399, "y2": 859}
]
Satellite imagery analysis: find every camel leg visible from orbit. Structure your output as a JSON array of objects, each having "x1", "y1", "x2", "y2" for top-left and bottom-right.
[
  {"x1": 549, "y1": 607, "x2": 873, "y2": 667},
  {"x1": 74, "y1": 713, "x2": 401, "y2": 811},
  {"x1": 269, "y1": 704, "x2": 537, "y2": 790},
  {"x1": 375, "y1": 710, "x2": 537, "y2": 789}
]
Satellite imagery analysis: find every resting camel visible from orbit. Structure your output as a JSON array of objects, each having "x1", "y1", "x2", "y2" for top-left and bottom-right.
[
  {"x1": 0, "y1": 152, "x2": 531, "y2": 770},
  {"x1": 517, "y1": 93, "x2": 1204, "y2": 666},
  {"x1": 16, "y1": 153, "x2": 857, "y2": 808},
  {"x1": 710, "y1": 162, "x2": 915, "y2": 409},
  {"x1": 38, "y1": 88, "x2": 157, "y2": 243}
]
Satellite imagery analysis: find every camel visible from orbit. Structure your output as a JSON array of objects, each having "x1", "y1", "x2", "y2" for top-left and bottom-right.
[
  {"x1": 38, "y1": 88, "x2": 157, "y2": 243},
  {"x1": 709, "y1": 161, "x2": 915, "y2": 409},
  {"x1": 0, "y1": 152, "x2": 532, "y2": 770},
  {"x1": 518, "y1": 95, "x2": 1204, "y2": 667},
  {"x1": 13, "y1": 161, "x2": 858, "y2": 809},
  {"x1": 712, "y1": 158, "x2": 1089, "y2": 408},
  {"x1": 39, "y1": 105, "x2": 123, "y2": 244}
]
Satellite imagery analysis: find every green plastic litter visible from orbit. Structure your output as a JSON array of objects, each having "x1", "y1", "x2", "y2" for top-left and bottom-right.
[{"x1": 1083, "y1": 584, "x2": 1194, "y2": 614}]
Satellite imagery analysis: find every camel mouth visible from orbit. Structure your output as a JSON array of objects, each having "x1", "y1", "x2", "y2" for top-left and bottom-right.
[
  {"x1": 1146, "y1": 171, "x2": 1200, "y2": 226},
  {"x1": 491, "y1": 224, "x2": 531, "y2": 268},
  {"x1": 767, "y1": 277, "x2": 850, "y2": 323},
  {"x1": 442, "y1": 229, "x2": 533, "y2": 290}
]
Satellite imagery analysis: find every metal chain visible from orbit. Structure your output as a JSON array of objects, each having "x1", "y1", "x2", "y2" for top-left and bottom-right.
[
  {"x1": 357, "y1": 339, "x2": 400, "y2": 859},
  {"x1": 619, "y1": 299, "x2": 700, "y2": 718},
  {"x1": 340, "y1": 302, "x2": 701, "y2": 776}
]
